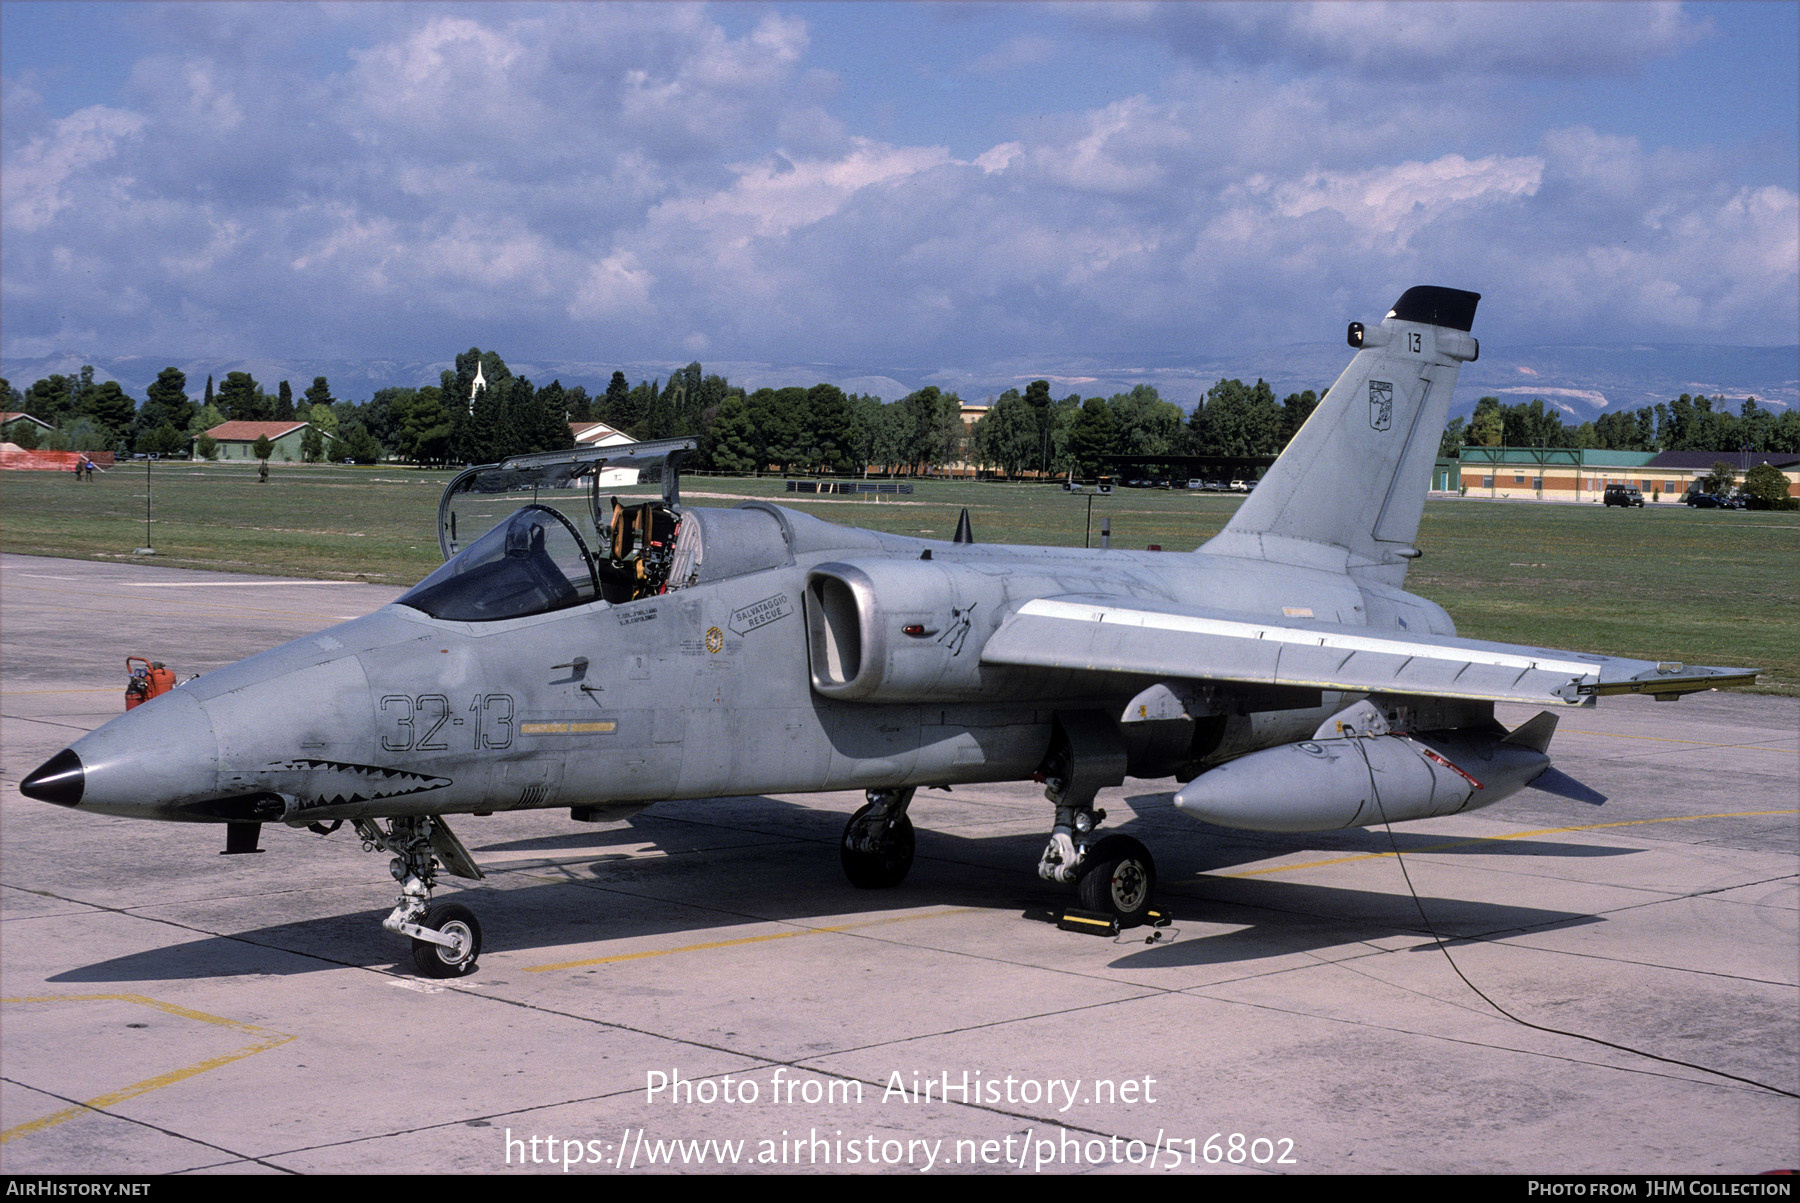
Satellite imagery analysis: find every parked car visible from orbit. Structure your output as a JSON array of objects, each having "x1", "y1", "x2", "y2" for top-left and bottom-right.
[
  {"x1": 1603, "y1": 485, "x2": 1645, "y2": 507},
  {"x1": 1684, "y1": 492, "x2": 1727, "y2": 508}
]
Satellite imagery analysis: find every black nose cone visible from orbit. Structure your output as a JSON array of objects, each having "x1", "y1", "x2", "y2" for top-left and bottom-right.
[{"x1": 21, "y1": 749, "x2": 84, "y2": 807}]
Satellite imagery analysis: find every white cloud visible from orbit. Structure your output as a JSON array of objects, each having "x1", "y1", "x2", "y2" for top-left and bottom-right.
[
  {"x1": 1270, "y1": 153, "x2": 1544, "y2": 246},
  {"x1": 1081, "y1": 1, "x2": 1708, "y2": 79},
  {"x1": 0, "y1": 2, "x2": 1789, "y2": 375},
  {"x1": 2, "y1": 104, "x2": 145, "y2": 231},
  {"x1": 967, "y1": 34, "x2": 1057, "y2": 76}
]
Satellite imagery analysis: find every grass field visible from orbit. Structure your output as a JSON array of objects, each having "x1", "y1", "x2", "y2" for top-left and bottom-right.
[{"x1": 4, "y1": 460, "x2": 1793, "y2": 693}]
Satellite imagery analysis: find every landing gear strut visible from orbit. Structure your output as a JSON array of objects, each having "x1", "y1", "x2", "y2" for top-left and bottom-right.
[
  {"x1": 355, "y1": 815, "x2": 486, "y2": 978},
  {"x1": 1036, "y1": 714, "x2": 1159, "y2": 927},
  {"x1": 840, "y1": 787, "x2": 916, "y2": 888}
]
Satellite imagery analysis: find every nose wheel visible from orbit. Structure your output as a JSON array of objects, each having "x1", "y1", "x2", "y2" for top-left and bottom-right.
[{"x1": 410, "y1": 902, "x2": 483, "y2": 978}]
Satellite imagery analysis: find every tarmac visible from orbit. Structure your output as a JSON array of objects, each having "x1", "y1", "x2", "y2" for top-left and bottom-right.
[{"x1": 1, "y1": 552, "x2": 1795, "y2": 1176}]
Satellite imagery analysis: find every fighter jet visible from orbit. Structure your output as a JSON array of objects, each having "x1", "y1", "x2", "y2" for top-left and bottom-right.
[{"x1": 20, "y1": 287, "x2": 1757, "y2": 977}]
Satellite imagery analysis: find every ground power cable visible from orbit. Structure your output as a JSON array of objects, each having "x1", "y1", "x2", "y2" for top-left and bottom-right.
[{"x1": 1353, "y1": 734, "x2": 1798, "y2": 1100}]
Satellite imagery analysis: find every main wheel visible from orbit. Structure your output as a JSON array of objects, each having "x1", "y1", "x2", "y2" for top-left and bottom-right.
[
  {"x1": 1076, "y1": 835, "x2": 1156, "y2": 926},
  {"x1": 840, "y1": 803, "x2": 915, "y2": 889},
  {"x1": 410, "y1": 902, "x2": 482, "y2": 978}
]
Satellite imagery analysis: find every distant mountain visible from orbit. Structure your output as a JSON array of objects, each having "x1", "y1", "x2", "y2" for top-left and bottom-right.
[{"x1": 4, "y1": 342, "x2": 1793, "y2": 425}]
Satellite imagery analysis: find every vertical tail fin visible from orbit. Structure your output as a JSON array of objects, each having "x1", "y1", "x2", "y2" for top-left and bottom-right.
[{"x1": 1202, "y1": 286, "x2": 1479, "y2": 587}]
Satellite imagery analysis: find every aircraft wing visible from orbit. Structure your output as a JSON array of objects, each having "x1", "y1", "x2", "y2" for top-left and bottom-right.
[{"x1": 980, "y1": 595, "x2": 1757, "y2": 705}]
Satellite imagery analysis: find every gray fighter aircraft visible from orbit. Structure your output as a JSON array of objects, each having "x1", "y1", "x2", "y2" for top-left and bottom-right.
[{"x1": 20, "y1": 286, "x2": 1757, "y2": 977}]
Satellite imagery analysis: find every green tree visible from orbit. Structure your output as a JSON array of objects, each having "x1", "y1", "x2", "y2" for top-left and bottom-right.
[
  {"x1": 339, "y1": 422, "x2": 384, "y2": 465},
  {"x1": 1500, "y1": 399, "x2": 1571, "y2": 448},
  {"x1": 50, "y1": 416, "x2": 107, "y2": 453},
  {"x1": 862, "y1": 401, "x2": 903, "y2": 475},
  {"x1": 513, "y1": 379, "x2": 573, "y2": 455},
  {"x1": 136, "y1": 368, "x2": 193, "y2": 451},
  {"x1": 302, "y1": 402, "x2": 339, "y2": 437},
  {"x1": 304, "y1": 376, "x2": 335, "y2": 412},
  {"x1": 1109, "y1": 385, "x2": 1184, "y2": 459},
  {"x1": 1187, "y1": 379, "x2": 1280, "y2": 456},
  {"x1": 564, "y1": 385, "x2": 593, "y2": 422},
  {"x1": 747, "y1": 387, "x2": 808, "y2": 472},
  {"x1": 275, "y1": 380, "x2": 295, "y2": 421},
  {"x1": 1742, "y1": 462, "x2": 1792, "y2": 509},
  {"x1": 391, "y1": 387, "x2": 453, "y2": 465},
  {"x1": 708, "y1": 395, "x2": 761, "y2": 474},
  {"x1": 196, "y1": 433, "x2": 219, "y2": 460},
  {"x1": 1280, "y1": 390, "x2": 1319, "y2": 445},
  {"x1": 601, "y1": 371, "x2": 631, "y2": 427},
  {"x1": 1701, "y1": 461, "x2": 1737, "y2": 495},
  {"x1": 252, "y1": 433, "x2": 274, "y2": 462},
  {"x1": 79, "y1": 380, "x2": 137, "y2": 449},
  {"x1": 1467, "y1": 396, "x2": 1504, "y2": 447},
  {"x1": 189, "y1": 403, "x2": 226, "y2": 438},
  {"x1": 1067, "y1": 396, "x2": 1118, "y2": 477},
  {"x1": 23, "y1": 375, "x2": 77, "y2": 427},
  {"x1": 218, "y1": 372, "x2": 267, "y2": 421},
  {"x1": 802, "y1": 383, "x2": 855, "y2": 474},
  {"x1": 141, "y1": 423, "x2": 189, "y2": 457},
  {"x1": 301, "y1": 425, "x2": 325, "y2": 463},
  {"x1": 1438, "y1": 416, "x2": 1466, "y2": 458},
  {"x1": 972, "y1": 390, "x2": 1041, "y2": 478}
]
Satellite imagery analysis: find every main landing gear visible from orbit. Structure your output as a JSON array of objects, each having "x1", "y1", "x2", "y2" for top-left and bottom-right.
[
  {"x1": 840, "y1": 787, "x2": 917, "y2": 888},
  {"x1": 353, "y1": 815, "x2": 487, "y2": 978},
  {"x1": 834, "y1": 712, "x2": 1162, "y2": 928},
  {"x1": 1036, "y1": 713, "x2": 1158, "y2": 927}
]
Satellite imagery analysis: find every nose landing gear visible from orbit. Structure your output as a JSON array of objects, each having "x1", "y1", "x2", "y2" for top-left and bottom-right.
[{"x1": 354, "y1": 816, "x2": 487, "y2": 978}]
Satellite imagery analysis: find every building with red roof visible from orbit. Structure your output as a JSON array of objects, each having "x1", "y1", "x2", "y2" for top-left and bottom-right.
[{"x1": 201, "y1": 420, "x2": 338, "y2": 462}]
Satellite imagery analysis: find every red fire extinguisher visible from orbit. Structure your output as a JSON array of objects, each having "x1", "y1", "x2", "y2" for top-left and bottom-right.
[{"x1": 125, "y1": 657, "x2": 176, "y2": 710}]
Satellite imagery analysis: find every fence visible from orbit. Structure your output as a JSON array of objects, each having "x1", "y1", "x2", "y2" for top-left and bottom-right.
[
  {"x1": 0, "y1": 449, "x2": 118, "y2": 472},
  {"x1": 784, "y1": 480, "x2": 913, "y2": 495}
]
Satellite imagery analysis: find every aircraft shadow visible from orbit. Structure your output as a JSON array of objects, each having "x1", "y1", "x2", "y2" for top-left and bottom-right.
[{"x1": 46, "y1": 795, "x2": 1638, "y2": 984}]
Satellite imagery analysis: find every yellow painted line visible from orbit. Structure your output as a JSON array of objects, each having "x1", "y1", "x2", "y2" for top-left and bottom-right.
[
  {"x1": 520, "y1": 720, "x2": 617, "y2": 735},
  {"x1": 524, "y1": 908, "x2": 979, "y2": 973},
  {"x1": 1214, "y1": 809, "x2": 1800, "y2": 879},
  {"x1": 0, "y1": 993, "x2": 294, "y2": 1144}
]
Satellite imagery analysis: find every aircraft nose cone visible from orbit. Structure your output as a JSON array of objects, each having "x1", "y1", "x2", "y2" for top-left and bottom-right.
[
  {"x1": 21, "y1": 748, "x2": 84, "y2": 807},
  {"x1": 58, "y1": 689, "x2": 222, "y2": 819}
]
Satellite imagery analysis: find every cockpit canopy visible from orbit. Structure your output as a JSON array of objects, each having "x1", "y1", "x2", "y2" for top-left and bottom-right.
[
  {"x1": 401, "y1": 438, "x2": 887, "y2": 623},
  {"x1": 398, "y1": 505, "x2": 600, "y2": 622}
]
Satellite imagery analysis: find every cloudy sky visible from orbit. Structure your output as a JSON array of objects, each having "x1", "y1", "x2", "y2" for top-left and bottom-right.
[{"x1": 3, "y1": 1, "x2": 1795, "y2": 387}]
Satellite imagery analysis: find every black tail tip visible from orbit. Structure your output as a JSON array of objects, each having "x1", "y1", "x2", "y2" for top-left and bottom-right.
[
  {"x1": 21, "y1": 748, "x2": 84, "y2": 807},
  {"x1": 1389, "y1": 286, "x2": 1480, "y2": 331}
]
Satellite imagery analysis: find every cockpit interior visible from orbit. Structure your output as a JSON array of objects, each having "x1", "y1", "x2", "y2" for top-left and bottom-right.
[{"x1": 401, "y1": 440, "x2": 707, "y2": 623}]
